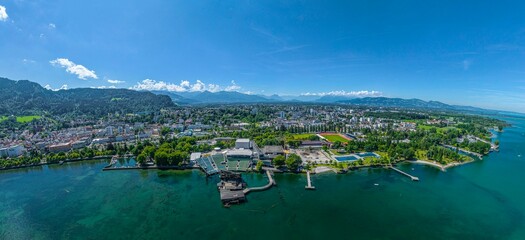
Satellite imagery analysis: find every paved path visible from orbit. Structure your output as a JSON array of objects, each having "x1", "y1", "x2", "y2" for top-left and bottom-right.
[{"x1": 243, "y1": 170, "x2": 275, "y2": 194}]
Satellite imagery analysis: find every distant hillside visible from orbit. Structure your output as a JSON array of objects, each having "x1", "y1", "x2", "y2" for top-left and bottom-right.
[
  {"x1": 0, "y1": 77, "x2": 175, "y2": 116},
  {"x1": 315, "y1": 95, "x2": 354, "y2": 103},
  {"x1": 151, "y1": 91, "x2": 194, "y2": 104},
  {"x1": 174, "y1": 91, "x2": 272, "y2": 104},
  {"x1": 148, "y1": 89, "x2": 498, "y2": 114},
  {"x1": 336, "y1": 97, "x2": 493, "y2": 113}
]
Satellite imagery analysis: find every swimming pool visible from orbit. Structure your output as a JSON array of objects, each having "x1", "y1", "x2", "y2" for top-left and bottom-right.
[{"x1": 335, "y1": 155, "x2": 359, "y2": 161}]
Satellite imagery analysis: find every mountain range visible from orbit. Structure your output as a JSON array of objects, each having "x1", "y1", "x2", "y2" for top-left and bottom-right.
[
  {"x1": 0, "y1": 77, "x2": 502, "y2": 115},
  {"x1": 151, "y1": 90, "x2": 497, "y2": 113}
]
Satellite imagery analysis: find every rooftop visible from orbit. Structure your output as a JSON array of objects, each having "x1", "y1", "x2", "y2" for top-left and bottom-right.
[
  {"x1": 226, "y1": 149, "x2": 253, "y2": 156},
  {"x1": 263, "y1": 145, "x2": 284, "y2": 154}
]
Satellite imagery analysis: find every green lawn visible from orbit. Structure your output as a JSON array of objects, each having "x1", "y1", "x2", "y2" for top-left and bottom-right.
[
  {"x1": 330, "y1": 149, "x2": 347, "y2": 155},
  {"x1": 291, "y1": 133, "x2": 317, "y2": 140},
  {"x1": 0, "y1": 116, "x2": 7, "y2": 122},
  {"x1": 16, "y1": 115, "x2": 41, "y2": 123},
  {"x1": 417, "y1": 125, "x2": 457, "y2": 133},
  {"x1": 321, "y1": 134, "x2": 350, "y2": 143}
]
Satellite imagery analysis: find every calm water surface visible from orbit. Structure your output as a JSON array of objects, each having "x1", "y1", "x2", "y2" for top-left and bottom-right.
[{"x1": 1, "y1": 117, "x2": 524, "y2": 239}]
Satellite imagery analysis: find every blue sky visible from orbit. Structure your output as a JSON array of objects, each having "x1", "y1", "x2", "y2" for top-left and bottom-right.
[{"x1": 1, "y1": 0, "x2": 525, "y2": 112}]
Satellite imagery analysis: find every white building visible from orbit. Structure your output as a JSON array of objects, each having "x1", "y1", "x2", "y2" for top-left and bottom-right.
[
  {"x1": 0, "y1": 145, "x2": 26, "y2": 158},
  {"x1": 235, "y1": 139, "x2": 251, "y2": 149},
  {"x1": 226, "y1": 149, "x2": 253, "y2": 158},
  {"x1": 190, "y1": 152, "x2": 202, "y2": 163}
]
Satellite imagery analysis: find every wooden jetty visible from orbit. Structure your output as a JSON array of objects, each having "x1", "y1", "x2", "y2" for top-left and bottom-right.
[
  {"x1": 305, "y1": 171, "x2": 316, "y2": 190},
  {"x1": 389, "y1": 166, "x2": 419, "y2": 181}
]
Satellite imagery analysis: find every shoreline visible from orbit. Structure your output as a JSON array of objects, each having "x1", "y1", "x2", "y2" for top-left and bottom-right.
[
  {"x1": 406, "y1": 159, "x2": 476, "y2": 171},
  {"x1": 0, "y1": 155, "x2": 113, "y2": 171},
  {"x1": 1, "y1": 150, "x2": 485, "y2": 175}
]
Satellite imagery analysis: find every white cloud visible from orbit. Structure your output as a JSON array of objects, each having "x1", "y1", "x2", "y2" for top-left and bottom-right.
[
  {"x1": 131, "y1": 79, "x2": 238, "y2": 93},
  {"x1": 180, "y1": 80, "x2": 190, "y2": 88},
  {"x1": 50, "y1": 58, "x2": 98, "y2": 80},
  {"x1": 301, "y1": 90, "x2": 383, "y2": 97},
  {"x1": 225, "y1": 80, "x2": 241, "y2": 91},
  {"x1": 132, "y1": 79, "x2": 187, "y2": 92},
  {"x1": 190, "y1": 80, "x2": 206, "y2": 92},
  {"x1": 207, "y1": 83, "x2": 221, "y2": 92},
  {"x1": 22, "y1": 59, "x2": 35, "y2": 64},
  {"x1": 107, "y1": 79, "x2": 125, "y2": 84},
  {"x1": 0, "y1": 5, "x2": 8, "y2": 22},
  {"x1": 44, "y1": 84, "x2": 68, "y2": 91},
  {"x1": 48, "y1": 23, "x2": 56, "y2": 29},
  {"x1": 93, "y1": 85, "x2": 116, "y2": 89}
]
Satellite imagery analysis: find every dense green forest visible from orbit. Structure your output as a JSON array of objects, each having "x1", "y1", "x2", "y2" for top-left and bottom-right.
[{"x1": 0, "y1": 77, "x2": 175, "y2": 116}]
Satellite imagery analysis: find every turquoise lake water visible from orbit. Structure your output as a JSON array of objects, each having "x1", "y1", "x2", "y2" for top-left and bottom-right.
[{"x1": 1, "y1": 116, "x2": 524, "y2": 239}]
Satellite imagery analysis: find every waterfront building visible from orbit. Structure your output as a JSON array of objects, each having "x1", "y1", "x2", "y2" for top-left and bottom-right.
[
  {"x1": 0, "y1": 145, "x2": 26, "y2": 158},
  {"x1": 48, "y1": 143, "x2": 71, "y2": 153}
]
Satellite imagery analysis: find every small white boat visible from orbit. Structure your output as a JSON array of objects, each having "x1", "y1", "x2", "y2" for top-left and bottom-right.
[{"x1": 374, "y1": 183, "x2": 379, "y2": 186}]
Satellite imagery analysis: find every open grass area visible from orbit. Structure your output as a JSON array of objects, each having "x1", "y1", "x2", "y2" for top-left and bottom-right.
[
  {"x1": 329, "y1": 149, "x2": 347, "y2": 155},
  {"x1": 417, "y1": 125, "x2": 457, "y2": 133},
  {"x1": 320, "y1": 134, "x2": 351, "y2": 143},
  {"x1": 0, "y1": 115, "x2": 41, "y2": 123},
  {"x1": 291, "y1": 133, "x2": 317, "y2": 140},
  {"x1": 16, "y1": 115, "x2": 41, "y2": 123}
]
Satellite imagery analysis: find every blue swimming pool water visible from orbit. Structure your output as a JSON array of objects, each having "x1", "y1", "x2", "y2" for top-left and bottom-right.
[{"x1": 335, "y1": 155, "x2": 359, "y2": 161}]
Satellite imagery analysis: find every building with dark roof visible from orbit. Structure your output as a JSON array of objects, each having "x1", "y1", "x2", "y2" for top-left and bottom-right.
[{"x1": 262, "y1": 145, "x2": 285, "y2": 159}]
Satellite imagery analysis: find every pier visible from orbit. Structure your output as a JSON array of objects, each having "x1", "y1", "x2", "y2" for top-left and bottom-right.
[
  {"x1": 389, "y1": 166, "x2": 419, "y2": 181},
  {"x1": 243, "y1": 170, "x2": 276, "y2": 194},
  {"x1": 105, "y1": 155, "x2": 119, "y2": 168},
  {"x1": 305, "y1": 171, "x2": 316, "y2": 190}
]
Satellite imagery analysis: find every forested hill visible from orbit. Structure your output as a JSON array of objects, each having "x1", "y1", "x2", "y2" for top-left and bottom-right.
[
  {"x1": 0, "y1": 77, "x2": 175, "y2": 116},
  {"x1": 336, "y1": 97, "x2": 494, "y2": 113}
]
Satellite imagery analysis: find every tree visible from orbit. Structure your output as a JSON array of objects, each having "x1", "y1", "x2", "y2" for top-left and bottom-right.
[
  {"x1": 322, "y1": 145, "x2": 328, "y2": 152},
  {"x1": 143, "y1": 146, "x2": 156, "y2": 159},
  {"x1": 154, "y1": 151, "x2": 169, "y2": 166},
  {"x1": 255, "y1": 160, "x2": 264, "y2": 172},
  {"x1": 136, "y1": 153, "x2": 147, "y2": 165},
  {"x1": 332, "y1": 141, "x2": 342, "y2": 149},
  {"x1": 285, "y1": 154, "x2": 302, "y2": 172},
  {"x1": 160, "y1": 126, "x2": 171, "y2": 136},
  {"x1": 106, "y1": 143, "x2": 115, "y2": 151},
  {"x1": 273, "y1": 155, "x2": 285, "y2": 167}
]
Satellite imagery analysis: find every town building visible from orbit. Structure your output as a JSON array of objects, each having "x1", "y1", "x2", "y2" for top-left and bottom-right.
[
  {"x1": 235, "y1": 139, "x2": 252, "y2": 149},
  {"x1": 262, "y1": 145, "x2": 285, "y2": 159}
]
